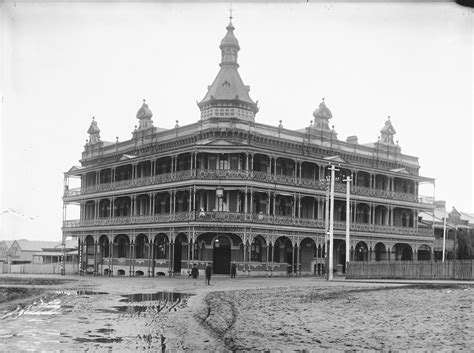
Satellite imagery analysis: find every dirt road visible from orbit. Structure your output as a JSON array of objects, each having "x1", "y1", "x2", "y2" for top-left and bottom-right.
[{"x1": 0, "y1": 275, "x2": 472, "y2": 351}]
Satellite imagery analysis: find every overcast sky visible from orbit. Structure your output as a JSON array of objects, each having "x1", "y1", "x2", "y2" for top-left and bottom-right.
[{"x1": 0, "y1": 1, "x2": 472, "y2": 241}]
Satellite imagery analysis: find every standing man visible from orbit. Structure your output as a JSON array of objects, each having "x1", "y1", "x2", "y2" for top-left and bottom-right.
[
  {"x1": 191, "y1": 263, "x2": 199, "y2": 286},
  {"x1": 205, "y1": 263, "x2": 212, "y2": 285},
  {"x1": 230, "y1": 262, "x2": 237, "y2": 278}
]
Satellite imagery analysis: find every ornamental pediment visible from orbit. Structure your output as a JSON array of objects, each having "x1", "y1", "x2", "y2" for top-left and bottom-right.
[
  {"x1": 390, "y1": 167, "x2": 411, "y2": 175},
  {"x1": 203, "y1": 139, "x2": 241, "y2": 146},
  {"x1": 119, "y1": 154, "x2": 137, "y2": 161},
  {"x1": 323, "y1": 155, "x2": 348, "y2": 164}
]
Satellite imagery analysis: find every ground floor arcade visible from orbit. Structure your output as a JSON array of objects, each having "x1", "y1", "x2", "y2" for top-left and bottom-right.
[{"x1": 74, "y1": 228, "x2": 434, "y2": 277}]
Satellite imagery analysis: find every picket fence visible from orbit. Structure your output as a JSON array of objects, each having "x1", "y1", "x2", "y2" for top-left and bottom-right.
[{"x1": 346, "y1": 260, "x2": 474, "y2": 280}]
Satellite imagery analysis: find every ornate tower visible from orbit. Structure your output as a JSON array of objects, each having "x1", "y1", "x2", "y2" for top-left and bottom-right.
[
  {"x1": 136, "y1": 99, "x2": 154, "y2": 130},
  {"x1": 379, "y1": 116, "x2": 396, "y2": 145},
  {"x1": 87, "y1": 117, "x2": 102, "y2": 145},
  {"x1": 197, "y1": 16, "x2": 258, "y2": 121},
  {"x1": 309, "y1": 98, "x2": 337, "y2": 140}
]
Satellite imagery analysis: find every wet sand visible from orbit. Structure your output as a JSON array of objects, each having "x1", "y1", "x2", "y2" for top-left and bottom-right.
[{"x1": 0, "y1": 274, "x2": 472, "y2": 351}]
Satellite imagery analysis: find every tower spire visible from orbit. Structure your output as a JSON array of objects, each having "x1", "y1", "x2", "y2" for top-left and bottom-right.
[{"x1": 197, "y1": 16, "x2": 258, "y2": 122}]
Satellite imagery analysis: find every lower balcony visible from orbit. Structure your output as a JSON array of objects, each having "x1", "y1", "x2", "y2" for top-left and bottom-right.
[{"x1": 64, "y1": 211, "x2": 433, "y2": 237}]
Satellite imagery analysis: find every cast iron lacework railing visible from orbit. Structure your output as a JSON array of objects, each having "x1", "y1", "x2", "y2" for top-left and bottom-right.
[
  {"x1": 63, "y1": 211, "x2": 433, "y2": 237},
  {"x1": 65, "y1": 169, "x2": 431, "y2": 204}
]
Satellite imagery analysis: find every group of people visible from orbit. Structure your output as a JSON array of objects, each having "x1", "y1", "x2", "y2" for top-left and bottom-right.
[{"x1": 190, "y1": 262, "x2": 237, "y2": 285}]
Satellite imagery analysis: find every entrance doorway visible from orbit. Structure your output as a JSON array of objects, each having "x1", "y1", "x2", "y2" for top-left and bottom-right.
[
  {"x1": 213, "y1": 236, "x2": 231, "y2": 274},
  {"x1": 174, "y1": 237, "x2": 182, "y2": 273}
]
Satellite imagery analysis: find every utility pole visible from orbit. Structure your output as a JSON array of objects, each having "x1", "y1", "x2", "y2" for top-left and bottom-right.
[
  {"x1": 344, "y1": 176, "x2": 352, "y2": 274},
  {"x1": 328, "y1": 165, "x2": 338, "y2": 280}
]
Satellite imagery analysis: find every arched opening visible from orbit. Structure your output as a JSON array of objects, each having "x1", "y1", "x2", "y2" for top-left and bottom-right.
[
  {"x1": 301, "y1": 161, "x2": 319, "y2": 180},
  {"x1": 154, "y1": 193, "x2": 170, "y2": 214},
  {"x1": 374, "y1": 242, "x2": 386, "y2": 261},
  {"x1": 98, "y1": 234, "x2": 109, "y2": 259},
  {"x1": 213, "y1": 235, "x2": 231, "y2": 274},
  {"x1": 154, "y1": 234, "x2": 168, "y2": 260},
  {"x1": 135, "y1": 270, "x2": 145, "y2": 276},
  {"x1": 174, "y1": 233, "x2": 188, "y2": 273},
  {"x1": 276, "y1": 195, "x2": 293, "y2": 217},
  {"x1": 394, "y1": 243, "x2": 413, "y2": 261},
  {"x1": 99, "y1": 199, "x2": 110, "y2": 218},
  {"x1": 375, "y1": 174, "x2": 388, "y2": 190},
  {"x1": 136, "y1": 161, "x2": 151, "y2": 178},
  {"x1": 274, "y1": 236, "x2": 293, "y2": 265},
  {"x1": 252, "y1": 154, "x2": 270, "y2": 173},
  {"x1": 114, "y1": 197, "x2": 131, "y2": 217},
  {"x1": 136, "y1": 195, "x2": 150, "y2": 216},
  {"x1": 417, "y1": 244, "x2": 431, "y2": 261},
  {"x1": 374, "y1": 206, "x2": 388, "y2": 225},
  {"x1": 300, "y1": 238, "x2": 316, "y2": 273},
  {"x1": 276, "y1": 157, "x2": 295, "y2": 177},
  {"x1": 156, "y1": 157, "x2": 172, "y2": 175},
  {"x1": 251, "y1": 236, "x2": 265, "y2": 262},
  {"x1": 84, "y1": 201, "x2": 96, "y2": 220},
  {"x1": 114, "y1": 234, "x2": 130, "y2": 258},
  {"x1": 356, "y1": 203, "x2": 370, "y2": 224},
  {"x1": 100, "y1": 168, "x2": 112, "y2": 184},
  {"x1": 354, "y1": 241, "x2": 368, "y2": 261},
  {"x1": 335, "y1": 240, "x2": 346, "y2": 273},
  {"x1": 135, "y1": 233, "x2": 148, "y2": 259},
  {"x1": 117, "y1": 269, "x2": 126, "y2": 276},
  {"x1": 356, "y1": 171, "x2": 370, "y2": 188},
  {"x1": 115, "y1": 164, "x2": 132, "y2": 181},
  {"x1": 176, "y1": 153, "x2": 191, "y2": 171}
]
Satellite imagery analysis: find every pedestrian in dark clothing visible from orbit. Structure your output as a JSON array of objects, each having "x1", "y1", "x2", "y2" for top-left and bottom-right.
[
  {"x1": 205, "y1": 263, "x2": 212, "y2": 285},
  {"x1": 191, "y1": 264, "x2": 199, "y2": 286},
  {"x1": 230, "y1": 262, "x2": 237, "y2": 278}
]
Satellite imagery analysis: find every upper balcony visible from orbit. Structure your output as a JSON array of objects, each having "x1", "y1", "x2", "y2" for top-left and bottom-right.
[
  {"x1": 62, "y1": 210, "x2": 434, "y2": 238},
  {"x1": 64, "y1": 169, "x2": 434, "y2": 205}
]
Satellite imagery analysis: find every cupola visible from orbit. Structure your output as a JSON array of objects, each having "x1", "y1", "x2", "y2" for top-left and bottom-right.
[
  {"x1": 379, "y1": 116, "x2": 396, "y2": 145},
  {"x1": 136, "y1": 99, "x2": 154, "y2": 130},
  {"x1": 87, "y1": 117, "x2": 101, "y2": 145}
]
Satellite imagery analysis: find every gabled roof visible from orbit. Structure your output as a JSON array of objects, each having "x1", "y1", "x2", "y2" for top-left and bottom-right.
[
  {"x1": 0, "y1": 240, "x2": 14, "y2": 249},
  {"x1": 67, "y1": 166, "x2": 84, "y2": 173},
  {"x1": 13, "y1": 240, "x2": 60, "y2": 252}
]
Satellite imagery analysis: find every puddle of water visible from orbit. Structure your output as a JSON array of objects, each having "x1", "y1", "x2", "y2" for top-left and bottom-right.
[
  {"x1": 76, "y1": 290, "x2": 108, "y2": 295},
  {"x1": 120, "y1": 291, "x2": 190, "y2": 303},
  {"x1": 112, "y1": 305, "x2": 152, "y2": 314},
  {"x1": 73, "y1": 336, "x2": 123, "y2": 344}
]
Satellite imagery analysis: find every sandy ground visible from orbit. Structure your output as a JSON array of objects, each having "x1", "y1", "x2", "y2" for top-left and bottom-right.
[{"x1": 0, "y1": 274, "x2": 472, "y2": 351}]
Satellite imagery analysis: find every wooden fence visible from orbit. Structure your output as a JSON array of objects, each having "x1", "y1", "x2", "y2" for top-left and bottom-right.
[{"x1": 346, "y1": 260, "x2": 474, "y2": 280}]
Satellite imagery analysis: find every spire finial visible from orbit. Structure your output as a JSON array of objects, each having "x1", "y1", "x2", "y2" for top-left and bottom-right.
[
  {"x1": 143, "y1": 98, "x2": 146, "y2": 104},
  {"x1": 322, "y1": 97, "x2": 325, "y2": 102},
  {"x1": 229, "y1": 4, "x2": 233, "y2": 21}
]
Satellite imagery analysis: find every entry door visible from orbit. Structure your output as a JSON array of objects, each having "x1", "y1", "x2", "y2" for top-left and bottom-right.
[{"x1": 213, "y1": 237, "x2": 231, "y2": 274}]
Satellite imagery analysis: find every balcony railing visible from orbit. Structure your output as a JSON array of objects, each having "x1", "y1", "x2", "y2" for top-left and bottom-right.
[
  {"x1": 64, "y1": 169, "x2": 431, "y2": 204},
  {"x1": 63, "y1": 211, "x2": 433, "y2": 237}
]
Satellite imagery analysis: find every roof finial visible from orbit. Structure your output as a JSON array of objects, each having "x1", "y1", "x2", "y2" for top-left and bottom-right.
[
  {"x1": 229, "y1": 3, "x2": 233, "y2": 21},
  {"x1": 322, "y1": 97, "x2": 325, "y2": 102}
]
